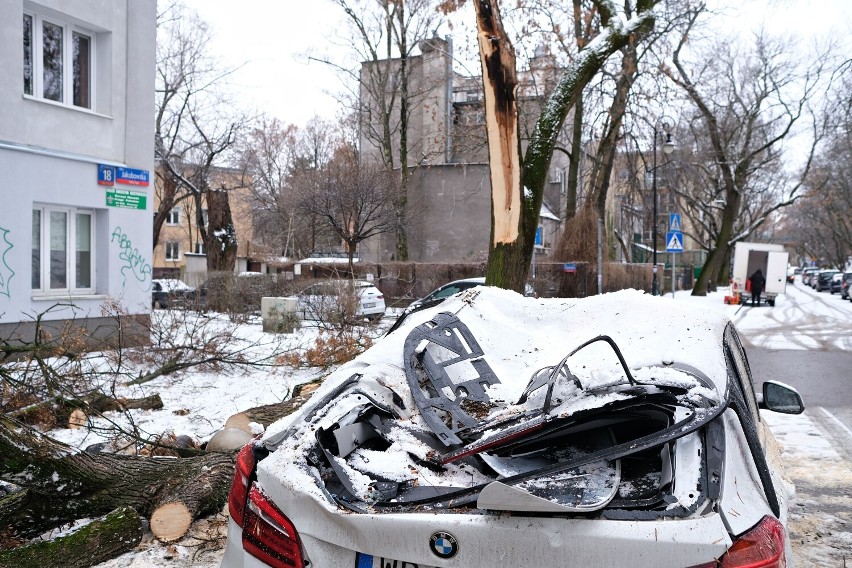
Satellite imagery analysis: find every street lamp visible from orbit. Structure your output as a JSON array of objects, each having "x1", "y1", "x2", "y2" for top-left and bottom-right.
[{"x1": 651, "y1": 123, "x2": 675, "y2": 296}]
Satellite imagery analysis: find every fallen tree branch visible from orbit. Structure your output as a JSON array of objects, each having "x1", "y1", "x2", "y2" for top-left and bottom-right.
[{"x1": 0, "y1": 506, "x2": 142, "y2": 568}]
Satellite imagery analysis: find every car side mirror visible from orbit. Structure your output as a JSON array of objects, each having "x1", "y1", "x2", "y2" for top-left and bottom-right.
[{"x1": 758, "y1": 381, "x2": 804, "y2": 414}]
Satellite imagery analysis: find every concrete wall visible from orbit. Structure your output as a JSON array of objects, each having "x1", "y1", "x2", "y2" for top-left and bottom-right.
[{"x1": 0, "y1": 0, "x2": 156, "y2": 336}]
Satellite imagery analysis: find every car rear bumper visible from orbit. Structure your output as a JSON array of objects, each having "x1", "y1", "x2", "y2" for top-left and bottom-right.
[{"x1": 225, "y1": 462, "x2": 735, "y2": 568}]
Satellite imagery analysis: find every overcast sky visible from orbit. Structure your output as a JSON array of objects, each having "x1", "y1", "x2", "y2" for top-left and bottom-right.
[{"x1": 181, "y1": 0, "x2": 851, "y2": 128}]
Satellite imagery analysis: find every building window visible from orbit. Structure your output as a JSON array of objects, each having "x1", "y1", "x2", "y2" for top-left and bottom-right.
[
  {"x1": 201, "y1": 208, "x2": 209, "y2": 227},
  {"x1": 166, "y1": 208, "x2": 181, "y2": 225},
  {"x1": 194, "y1": 241, "x2": 205, "y2": 254},
  {"x1": 32, "y1": 206, "x2": 94, "y2": 293},
  {"x1": 165, "y1": 242, "x2": 180, "y2": 261},
  {"x1": 23, "y1": 11, "x2": 94, "y2": 109}
]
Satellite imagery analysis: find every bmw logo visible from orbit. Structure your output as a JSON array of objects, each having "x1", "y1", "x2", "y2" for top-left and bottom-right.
[{"x1": 429, "y1": 531, "x2": 459, "y2": 559}]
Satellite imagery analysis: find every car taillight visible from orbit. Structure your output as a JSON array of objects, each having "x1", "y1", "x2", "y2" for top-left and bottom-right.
[
  {"x1": 720, "y1": 516, "x2": 786, "y2": 568},
  {"x1": 227, "y1": 443, "x2": 255, "y2": 527},
  {"x1": 243, "y1": 485, "x2": 305, "y2": 568},
  {"x1": 688, "y1": 516, "x2": 786, "y2": 568}
]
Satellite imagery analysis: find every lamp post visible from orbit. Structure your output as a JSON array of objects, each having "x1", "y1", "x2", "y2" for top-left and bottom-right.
[{"x1": 651, "y1": 123, "x2": 675, "y2": 296}]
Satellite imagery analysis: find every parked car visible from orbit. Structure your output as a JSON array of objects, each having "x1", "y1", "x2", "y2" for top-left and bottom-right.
[
  {"x1": 829, "y1": 272, "x2": 843, "y2": 294},
  {"x1": 404, "y1": 277, "x2": 487, "y2": 314},
  {"x1": 221, "y1": 289, "x2": 803, "y2": 568},
  {"x1": 405, "y1": 277, "x2": 537, "y2": 316},
  {"x1": 295, "y1": 279, "x2": 385, "y2": 322},
  {"x1": 840, "y1": 271, "x2": 852, "y2": 300},
  {"x1": 801, "y1": 267, "x2": 820, "y2": 287},
  {"x1": 151, "y1": 279, "x2": 196, "y2": 309},
  {"x1": 814, "y1": 269, "x2": 839, "y2": 292}
]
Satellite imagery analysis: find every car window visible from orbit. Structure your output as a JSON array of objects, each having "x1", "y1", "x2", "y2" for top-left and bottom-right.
[
  {"x1": 725, "y1": 325, "x2": 761, "y2": 423},
  {"x1": 433, "y1": 284, "x2": 462, "y2": 299}
]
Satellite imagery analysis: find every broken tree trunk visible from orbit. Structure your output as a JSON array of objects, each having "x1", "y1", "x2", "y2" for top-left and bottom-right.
[
  {"x1": 0, "y1": 506, "x2": 142, "y2": 568},
  {"x1": 10, "y1": 392, "x2": 163, "y2": 428},
  {"x1": 225, "y1": 381, "x2": 322, "y2": 432},
  {"x1": 0, "y1": 417, "x2": 234, "y2": 544}
]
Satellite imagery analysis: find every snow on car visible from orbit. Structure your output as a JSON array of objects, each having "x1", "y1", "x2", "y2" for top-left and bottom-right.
[{"x1": 220, "y1": 287, "x2": 803, "y2": 568}]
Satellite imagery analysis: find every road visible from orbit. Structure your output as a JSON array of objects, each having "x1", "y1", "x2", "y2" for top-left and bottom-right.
[{"x1": 732, "y1": 278, "x2": 852, "y2": 567}]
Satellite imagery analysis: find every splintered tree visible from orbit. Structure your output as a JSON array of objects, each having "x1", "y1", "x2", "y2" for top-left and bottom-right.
[{"x1": 461, "y1": 0, "x2": 661, "y2": 291}]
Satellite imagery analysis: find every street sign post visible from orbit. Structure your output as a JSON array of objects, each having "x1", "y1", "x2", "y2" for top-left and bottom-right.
[{"x1": 666, "y1": 229, "x2": 683, "y2": 298}]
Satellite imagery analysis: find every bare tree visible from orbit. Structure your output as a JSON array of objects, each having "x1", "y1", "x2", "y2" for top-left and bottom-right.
[
  {"x1": 779, "y1": 61, "x2": 852, "y2": 268},
  {"x1": 325, "y1": 0, "x2": 446, "y2": 261},
  {"x1": 239, "y1": 117, "x2": 348, "y2": 260},
  {"x1": 665, "y1": 11, "x2": 828, "y2": 294},
  {"x1": 297, "y1": 147, "x2": 398, "y2": 274},
  {"x1": 154, "y1": 2, "x2": 248, "y2": 271}
]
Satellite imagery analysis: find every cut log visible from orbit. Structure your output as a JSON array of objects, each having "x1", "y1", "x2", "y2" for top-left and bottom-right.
[
  {"x1": 0, "y1": 417, "x2": 234, "y2": 544},
  {"x1": 68, "y1": 408, "x2": 87, "y2": 429},
  {"x1": 150, "y1": 501, "x2": 192, "y2": 542},
  {"x1": 0, "y1": 506, "x2": 142, "y2": 568}
]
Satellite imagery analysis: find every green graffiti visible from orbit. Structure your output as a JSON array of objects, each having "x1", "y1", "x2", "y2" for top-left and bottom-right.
[
  {"x1": 110, "y1": 226, "x2": 152, "y2": 286},
  {"x1": 0, "y1": 227, "x2": 14, "y2": 298}
]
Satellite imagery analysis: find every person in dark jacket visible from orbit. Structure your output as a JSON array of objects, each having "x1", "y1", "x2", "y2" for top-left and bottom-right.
[{"x1": 749, "y1": 269, "x2": 766, "y2": 306}]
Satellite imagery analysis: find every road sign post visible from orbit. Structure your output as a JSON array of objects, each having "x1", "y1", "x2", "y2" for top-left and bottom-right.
[{"x1": 666, "y1": 227, "x2": 683, "y2": 298}]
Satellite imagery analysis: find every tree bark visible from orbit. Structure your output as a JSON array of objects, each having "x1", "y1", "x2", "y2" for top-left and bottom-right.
[
  {"x1": 206, "y1": 190, "x2": 238, "y2": 272},
  {"x1": 0, "y1": 417, "x2": 234, "y2": 544},
  {"x1": 0, "y1": 507, "x2": 142, "y2": 568},
  {"x1": 479, "y1": 0, "x2": 659, "y2": 292}
]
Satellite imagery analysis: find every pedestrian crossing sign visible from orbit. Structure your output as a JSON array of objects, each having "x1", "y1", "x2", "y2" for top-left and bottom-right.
[
  {"x1": 666, "y1": 231, "x2": 684, "y2": 253},
  {"x1": 669, "y1": 213, "x2": 682, "y2": 232}
]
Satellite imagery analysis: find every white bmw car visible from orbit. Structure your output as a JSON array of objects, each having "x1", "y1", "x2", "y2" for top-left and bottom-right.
[{"x1": 221, "y1": 288, "x2": 802, "y2": 568}]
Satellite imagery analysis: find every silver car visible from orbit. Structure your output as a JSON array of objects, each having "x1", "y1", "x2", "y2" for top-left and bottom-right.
[
  {"x1": 295, "y1": 279, "x2": 386, "y2": 322},
  {"x1": 221, "y1": 288, "x2": 802, "y2": 568}
]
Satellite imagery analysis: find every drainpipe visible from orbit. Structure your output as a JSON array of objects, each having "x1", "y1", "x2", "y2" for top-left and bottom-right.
[{"x1": 445, "y1": 35, "x2": 453, "y2": 164}]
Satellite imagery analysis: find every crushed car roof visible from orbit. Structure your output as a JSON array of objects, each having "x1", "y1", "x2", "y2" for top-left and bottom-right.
[{"x1": 260, "y1": 288, "x2": 732, "y2": 514}]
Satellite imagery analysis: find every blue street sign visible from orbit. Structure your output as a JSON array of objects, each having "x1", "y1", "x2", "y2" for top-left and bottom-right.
[
  {"x1": 666, "y1": 231, "x2": 684, "y2": 253},
  {"x1": 98, "y1": 164, "x2": 115, "y2": 186},
  {"x1": 116, "y1": 167, "x2": 150, "y2": 187},
  {"x1": 563, "y1": 263, "x2": 577, "y2": 273},
  {"x1": 669, "y1": 213, "x2": 682, "y2": 232}
]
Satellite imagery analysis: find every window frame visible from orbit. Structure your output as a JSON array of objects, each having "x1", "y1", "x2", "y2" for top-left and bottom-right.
[
  {"x1": 23, "y1": 10, "x2": 96, "y2": 110},
  {"x1": 31, "y1": 204, "x2": 95, "y2": 295},
  {"x1": 166, "y1": 208, "x2": 181, "y2": 225},
  {"x1": 164, "y1": 241, "x2": 181, "y2": 262}
]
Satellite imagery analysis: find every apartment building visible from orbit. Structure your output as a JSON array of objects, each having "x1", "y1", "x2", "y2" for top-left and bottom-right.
[{"x1": 0, "y1": 0, "x2": 156, "y2": 344}]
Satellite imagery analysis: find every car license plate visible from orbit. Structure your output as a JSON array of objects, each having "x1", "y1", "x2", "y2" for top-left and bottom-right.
[
  {"x1": 356, "y1": 553, "x2": 436, "y2": 568},
  {"x1": 363, "y1": 302, "x2": 376, "y2": 308}
]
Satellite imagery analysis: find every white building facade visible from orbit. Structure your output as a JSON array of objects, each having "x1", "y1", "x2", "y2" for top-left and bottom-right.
[{"x1": 0, "y1": 0, "x2": 156, "y2": 345}]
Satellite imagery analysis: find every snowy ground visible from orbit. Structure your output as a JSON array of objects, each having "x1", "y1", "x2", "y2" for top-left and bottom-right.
[{"x1": 30, "y1": 283, "x2": 851, "y2": 567}]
